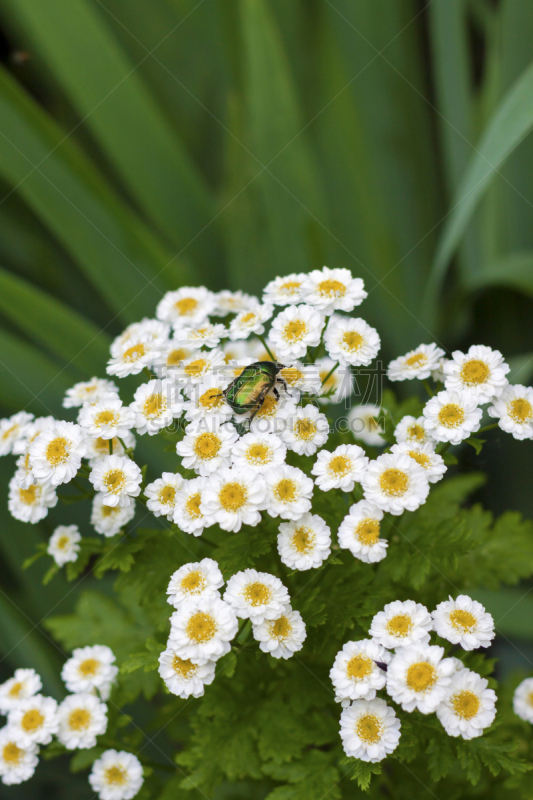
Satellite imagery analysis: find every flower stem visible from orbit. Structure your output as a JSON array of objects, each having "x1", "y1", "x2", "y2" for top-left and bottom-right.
[
  {"x1": 422, "y1": 380, "x2": 434, "y2": 398},
  {"x1": 478, "y1": 422, "x2": 498, "y2": 434},
  {"x1": 257, "y1": 334, "x2": 275, "y2": 362},
  {"x1": 321, "y1": 361, "x2": 339, "y2": 387}
]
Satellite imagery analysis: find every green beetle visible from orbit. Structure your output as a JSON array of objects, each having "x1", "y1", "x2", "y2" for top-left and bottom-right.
[{"x1": 223, "y1": 361, "x2": 288, "y2": 425}]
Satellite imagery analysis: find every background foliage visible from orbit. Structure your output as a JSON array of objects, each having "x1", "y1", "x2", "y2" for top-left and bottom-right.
[{"x1": 1, "y1": 0, "x2": 533, "y2": 796}]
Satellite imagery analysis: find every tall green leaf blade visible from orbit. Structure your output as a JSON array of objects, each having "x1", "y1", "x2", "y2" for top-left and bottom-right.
[{"x1": 464, "y1": 252, "x2": 533, "y2": 297}]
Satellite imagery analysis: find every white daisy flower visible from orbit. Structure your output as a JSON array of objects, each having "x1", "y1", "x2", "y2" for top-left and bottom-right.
[
  {"x1": 269, "y1": 305, "x2": 324, "y2": 360},
  {"x1": 29, "y1": 421, "x2": 86, "y2": 486},
  {"x1": 130, "y1": 378, "x2": 184, "y2": 435},
  {"x1": 388, "y1": 343, "x2": 446, "y2": 382},
  {"x1": 277, "y1": 513, "x2": 331, "y2": 570},
  {"x1": 339, "y1": 697, "x2": 401, "y2": 762},
  {"x1": 228, "y1": 304, "x2": 273, "y2": 340},
  {"x1": 200, "y1": 467, "x2": 266, "y2": 532},
  {"x1": 8, "y1": 476, "x2": 58, "y2": 524},
  {"x1": 176, "y1": 421, "x2": 238, "y2": 477},
  {"x1": 431, "y1": 357, "x2": 449, "y2": 383},
  {"x1": 11, "y1": 415, "x2": 57, "y2": 458},
  {"x1": 513, "y1": 677, "x2": 533, "y2": 723},
  {"x1": 361, "y1": 452, "x2": 430, "y2": 515},
  {"x1": 91, "y1": 493, "x2": 135, "y2": 537},
  {"x1": 0, "y1": 670, "x2": 42, "y2": 715},
  {"x1": 423, "y1": 389, "x2": 482, "y2": 445},
  {"x1": 224, "y1": 569, "x2": 290, "y2": 624},
  {"x1": 264, "y1": 465, "x2": 314, "y2": 520},
  {"x1": 184, "y1": 375, "x2": 232, "y2": 425},
  {"x1": 369, "y1": 600, "x2": 433, "y2": 649},
  {"x1": 156, "y1": 342, "x2": 194, "y2": 378},
  {"x1": 0, "y1": 412, "x2": 34, "y2": 456},
  {"x1": 84, "y1": 432, "x2": 136, "y2": 468},
  {"x1": 7, "y1": 694, "x2": 58, "y2": 746},
  {"x1": 280, "y1": 404, "x2": 329, "y2": 456},
  {"x1": 301, "y1": 267, "x2": 367, "y2": 314},
  {"x1": 178, "y1": 348, "x2": 226, "y2": 386},
  {"x1": 330, "y1": 639, "x2": 391, "y2": 705},
  {"x1": 173, "y1": 321, "x2": 227, "y2": 350},
  {"x1": 311, "y1": 444, "x2": 369, "y2": 492},
  {"x1": 168, "y1": 595, "x2": 238, "y2": 664},
  {"x1": 431, "y1": 595, "x2": 495, "y2": 651},
  {"x1": 110, "y1": 318, "x2": 170, "y2": 352},
  {"x1": 337, "y1": 501, "x2": 388, "y2": 564},
  {"x1": 386, "y1": 644, "x2": 455, "y2": 714},
  {"x1": 89, "y1": 455, "x2": 142, "y2": 508},
  {"x1": 262, "y1": 273, "x2": 307, "y2": 306},
  {"x1": 488, "y1": 384, "x2": 533, "y2": 440},
  {"x1": 248, "y1": 394, "x2": 298, "y2": 436},
  {"x1": 213, "y1": 289, "x2": 258, "y2": 316},
  {"x1": 78, "y1": 394, "x2": 135, "y2": 440},
  {"x1": 145, "y1": 472, "x2": 183, "y2": 519},
  {"x1": 63, "y1": 378, "x2": 119, "y2": 409},
  {"x1": 348, "y1": 404, "x2": 385, "y2": 446},
  {"x1": 0, "y1": 728, "x2": 38, "y2": 785},
  {"x1": 252, "y1": 605, "x2": 306, "y2": 659},
  {"x1": 173, "y1": 477, "x2": 211, "y2": 536},
  {"x1": 12, "y1": 453, "x2": 35, "y2": 490},
  {"x1": 158, "y1": 648, "x2": 216, "y2": 699},
  {"x1": 61, "y1": 646, "x2": 118, "y2": 698},
  {"x1": 277, "y1": 362, "x2": 321, "y2": 401},
  {"x1": 394, "y1": 415, "x2": 434, "y2": 446},
  {"x1": 156, "y1": 287, "x2": 215, "y2": 327},
  {"x1": 166, "y1": 558, "x2": 224, "y2": 608},
  {"x1": 222, "y1": 339, "x2": 257, "y2": 363},
  {"x1": 230, "y1": 432, "x2": 287, "y2": 471},
  {"x1": 107, "y1": 335, "x2": 161, "y2": 378},
  {"x1": 437, "y1": 668, "x2": 496, "y2": 739},
  {"x1": 47, "y1": 525, "x2": 81, "y2": 567},
  {"x1": 56, "y1": 692, "x2": 108, "y2": 749},
  {"x1": 325, "y1": 317, "x2": 380, "y2": 367},
  {"x1": 443, "y1": 345, "x2": 510, "y2": 404},
  {"x1": 89, "y1": 749, "x2": 144, "y2": 800},
  {"x1": 391, "y1": 442, "x2": 446, "y2": 483}
]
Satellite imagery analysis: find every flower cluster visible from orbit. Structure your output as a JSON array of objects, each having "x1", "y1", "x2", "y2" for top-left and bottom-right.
[{"x1": 332, "y1": 595, "x2": 497, "y2": 762}]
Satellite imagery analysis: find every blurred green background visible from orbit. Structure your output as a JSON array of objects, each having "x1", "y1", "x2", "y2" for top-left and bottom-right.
[{"x1": 1, "y1": 0, "x2": 533, "y2": 795}]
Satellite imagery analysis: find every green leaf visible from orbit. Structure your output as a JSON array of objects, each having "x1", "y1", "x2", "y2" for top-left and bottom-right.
[
  {"x1": 466, "y1": 436, "x2": 485, "y2": 454},
  {"x1": 347, "y1": 759, "x2": 382, "y2": 792},
  {"x1": 465, "y1": 251, "x2": 533, "y2": 297}
]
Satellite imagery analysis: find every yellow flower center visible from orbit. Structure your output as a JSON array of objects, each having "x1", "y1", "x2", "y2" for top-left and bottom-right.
[
  {"x1": 240, "y1": 312, "x2": 257, "y2": 324},
  {"x1": 8, "y1": 682, "x2": 23, "y2": 698},
  {"x1": 186, "y1": 612, "x2": 217, "y2": 643},
  {"x1": 184, "y1": 359, "x2": 208, "y2": 377},
  {"x1": 291, "y1": 526, "x2": 315, "y2": 554},
  {"x1": 406, "y1": 661, "x2": 437, "y2": 692},
  {"x1": 174, "y1": 297, "x2": 198, "y2": 316},
  {"x1": 104, "y1": 766, "x2": 128, "y2": 786},
  {"x1": 95, "y1": 410, "x2": 118, "y2": 426},
  {"x1": 386, "y1": 614, "x2": 412, "y2": 637},
  {"x1": 68, "y1": 708, "x2": 91, "y2": 731},
  {"x1": 280, "y1": 367, "x2": 303, "y2": 386},
  {"x1": 356, "y1": 519, "x2": 380, "y2": 545},
  {"x1": 460, "y1": 359, "x2": 490, "y2": 386},
  {"x1": 294, "y1": 418, "x2": 317, "y2": 440},
  {"x1": 449, "y1": 609, "x2": 477, "y2": 632},
  {"x1": 317, "y1": 279, "x2": 346, "y2": 297},
  {"x1": 346, "y1": 655, "x2": 373, "y2": 681},
  {"x1": 2, "y1": 424, "x2": 17, "y2": 440},
  {"x1": 452, "y1": 690, "x2": 480, "y2": 720},
  {"x1": 245, "y1": 443, "x2": 271, "y2": 465},
  {"x1": 181, "y1": 570, "x2": 205, "y2": 593},
  {"x1": 78, "y1": 658, "x2": 99, "y2": 677},
  {"x1": 328, "y1": 455, "x2": 350, "y2": 477},
  {"x1": 104, "y1": 469, "x2": 126, "y2": 493},
  {"x1": 2, "y1": 742, "x2": 23, "y2": 765},
  {"x1": 185, "y1": 492, "x2": 202, "y2": 519},
  {"x1": 269, "y1": 615, "x2": 292, "y2": 639},
  {"x1": 45, "y1": 436, "x2": 69, "y2": 466},
  {"x1": 279, "y1": 280, "x2": 302, "y2": 295},
  {"x1": 508, "y1": 397, "x2": 533, "y2": 423},
  {"x1": 255, "y1": 395, "x2": 278, "y2": 418},
  {"x1": 19, "y1": 485, "x2": 38, "y2": 505},
  {"x1": 101, "y1": 505, "x2": 118, "y2": 518},
  {"x1": 193, "y1": 432, "x2": 221, "y2": 460},
  {"x1": 274, "y1": 478, "x2": 297, "y2": 503},
  {"x1": 199, "y1": 388, "x2": 224, "y2": 409},
  {"x1": 167, "y1": 347, "x2": 189, "y2": 366},
  {"x1": 244, "y1": 582, "x2": 272, "y2": 606},
  {"x1": 407, "y1": 450, "x2": 430, "y2": 468},
  {"x1": 527, "y1": 692, "x2": 533, "y2": 708},
  {"x1": 144, "y1": 393, "x2": 165, "y2": 417},
  {"x1": 342, "y1": 331, "x2": 364, "y2": 352},
  {"x1": 158, "y1": 485, "x2": 176, "y2": 505},
  {"x1": 56, "y1": 535, "x2": 70, "y2": 550},
  {"x1": 407, "y1": 424, "x2": 425, "y2": 441},
  {"x1": 437, "y1": 403, "x2": 465, "y2": 428},
  {"x1": 356, "y1": 714, "x2": 382, "y2": 744},
  {"x1": 21, "y1": 709, "x2": 45, "y2": 733},
  {"x1": 283, "y1": 319, "x2": 308, "y2": 342},
  {"x1": 404, "y1": 353, "x2": 427, "y2": 368},
  {"x1": 219, "y1": 482, "x2": 247, "y2": 511},
  {"x1": 379, "y1": 468, "x2": 409, "y2": 496},
  {"x1": 123, "y1": 343, "x2": 146, "y2": 362},
  {"x1": 172, "y1": 655, "x2": 197, "y2": 677}
]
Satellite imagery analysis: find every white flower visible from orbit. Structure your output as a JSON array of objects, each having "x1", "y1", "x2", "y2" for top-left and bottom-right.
[
  {"x1": 277, "y1": 513, "x2": 331, "y2": 570},
  {"x1": 391, "y1": 442, "x2": 446, "y2": 484},
  {"x1": 513, "y1": 677, "x2": 533, "y2": 723},
  {"x1": 178, "y1": 349, "x2": 226, "y2": 386},
  {"x1": 168, "y1": 595, "x2": 238, "y2": 664},
  {"x1": 369, "y1": 600, "x2": 433, "y2": 649},
  {"x1": 248, "y1": 394, "x2": 298, "y2": 436},
  {"x1": 84, "y1": 432, "x2": 136, "y2": 467},
  {"x1": 13, "y1": 453, "x2": 34, "y2": 490},
  {"x1": 315, "y1": 358, "x2": 351, "y2": 405},
  {"x1": 130, "y1": 378, "x2": 183, "y2": 435},
  {"x1": 156, "y1": 341, "x2": 194, "y2": 378},
  {"x1": 166, "y1": 558, "x2": 224, "y2": 608},
  {"x1": 8, "y1": 476, "x2": 58, "y2": 523},
  {"x1": 158, "y1": 648, "x2": 216, "y2": 699},
  {"x1": 184, "y1": 374, "x2": 233, "y2": 425},
  {"x1": 89, "y1": 749, "x2": 144, "y2": 800},
  {"x1": 338, "y1": 501, "x2": 388, "y2": 564},
  {"x1": 11, "y1": 415, "x2": 56, "y2": 457},
  {"x1": 91, "y1": 493, "x2": 135, "y2": 536},
  {"x1": 423, "y1": 389, "x2": 482, "y2": 445},
  {"x1": 213, "y1": 289, "x2": 258, "y2": 316},
  {"x1": 107, "y1": 335, "x2": 161, "y2": 378},
  {"x1": 269, "y1": 305, "x2": 324, "y2": 360},
  {"x1": 388, "y1": 343, "x2": 446, "y2": 382},
  {"x1": 47, "y1": 525, "x2": 81, "y2": 566},
  {"x1": 156, "y1": 287, "x2": 215, "y2": 327},
  {"x1": 437, "y1": 668, "x2": 496, "y2": 739},
  {"x1": 262, "y1": 273, "x2": 307, "y2": 306},
  {"x1": 252, "y1": 605, "x2": 306, "y2": 659},
  {"x1": 0, "y1": 670, "x2": 42, "y2": 715},
  {"x1": 387, "y1": 644, "x2": 455, "y2": 714},
  {"x1": 56, "y1": 693, "x2": 108, "y2": 749},
  {"x1": 61, "y1": 646, "x2": 118, "y2": 698},
  {"x1": 432, "y1": 595, "x2": 495, "y2": 650},
  {"x1": 339, "y1": 698, "x2": 401, "y2": 762},
  {"x1": 488, "y1": 384, "x2": 533, "y2": 440},
  {"x1": 224, "y1": 569, "x2": 290, "y2": 623},
  {"x1": 176, "y1": 421, "x2": 238, "y2": 477},
  {"x1": 111, "y1": 318, "x2": 169, "y2": 352},
  {"x1": 280, "y1": 404, "x2": 329, "y2": 456},
  {"x1": 348, "y1": 404, "x2": 385, "y2": 446},
  {"x1": 325, "y1": 317, "x2": 380, "y2": 366},
  {"x1": 29, "y1": 421, "x2": 86, "y2": 486},
  {"x1": 231, "y1": 432, "x2": 287, "y2": 471},
  {"x1": 63, "y1": 377, "x2": 118, "y2": 408},
  {"x1": 301, "y1": 267, "x2": 367, "y2": 314},
  {"x1": 200, "y1": 467, "x2": 266, "y2": 532},
  {"x1": 173, "y1": 477, "x2": 211, "y2": 536},
  {"x1": 311, "y1": 444, "x2": 368, "y2": 492},
  {"x1": 173, "y1": 321, "x2": 227, "y2": 349},
  {"x1": 277, "y1": 362, "x2": 321, "y2": 401},
  {"x1": 0, "y1": 412, "x2": 34, "y2": 456},
  {"x1": 0, "y1": 728, "x2": 38, "y2": 785},
  {"x1": 264, "y1": 465, "x2": 313, "y2": 520},
  {"x1": 394, "y1": 415, "x2": 434, "y2": 445},
  {"x1": 229, "y1": 303, "x2": 273, "y2": 340},
  {"x1": 145, "y1": 472, "x2": 184, "y2": 519},
  {"x1": 78, "y1": 394, "x2": 135, "y2": 440},
  {"x1": 89, "y1": 455, "x2": 142, "y2": 507},
  {"x1": 443, "y1": 345, "x2": 509, "y2": 404},
  {"x1": 361, "y1": 452, "x2": 429, "y2": 515},
  {"x1": 330, "y1": 640, "x2": 391, "y2": 705},
  {"x1": 7, "y1": 695, "x2": 58, "y2": 746}
]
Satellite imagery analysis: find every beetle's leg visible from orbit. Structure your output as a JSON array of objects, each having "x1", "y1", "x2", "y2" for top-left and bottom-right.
[
  {"x1": 278, "y1": 378, "x2": 288, "y2": 392},
  {"x1": 272, "y1": 387, "x2": 280, "y2": 400}
]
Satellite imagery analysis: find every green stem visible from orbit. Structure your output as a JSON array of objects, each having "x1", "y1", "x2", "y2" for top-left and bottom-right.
[
  {"x1": 109, "y1": 438, "x2": 113, "y2": 455},
  {"x1": 478, "y1": 422, "x2": 498, "y2": 434},
  {"x1": 257, "y1": 334, "x2": 275, "y2": 362},
  {"x1": 310, "y1": 315, "x2": 330, "y2": 364},
  {"x1": 320, "y1": 361, "x2": 339, "y2": 388},
  {"x1": 422, "y1": 380, "x2": 434, "y2": 398},
  {"x1": 117, "y1": 437, "x2": 134, "y2": 458},
  {"x1": 437, "y1": 442, "x2": 451, "y2": 455}
]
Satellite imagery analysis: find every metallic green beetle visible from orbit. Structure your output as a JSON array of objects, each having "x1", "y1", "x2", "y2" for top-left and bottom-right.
[{"x1": 222, "y1": 361, "x2": 288, "y2": 425}]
